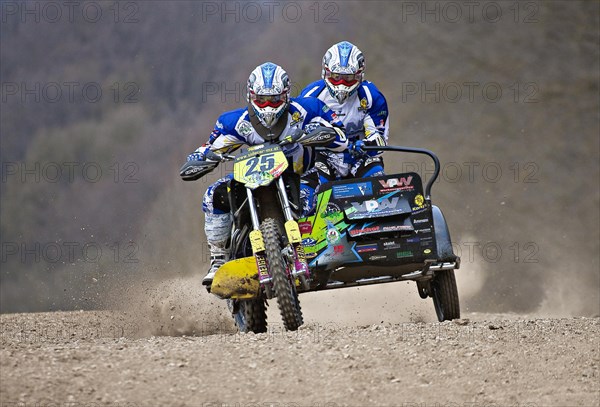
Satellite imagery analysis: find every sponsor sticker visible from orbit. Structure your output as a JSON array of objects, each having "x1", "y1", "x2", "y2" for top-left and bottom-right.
[
  {"x1": 356, "y1": 244, "x2": 378, "y2": 253},
  {"x1": 326, "y1": 222, "x2": 341, "y2": 245},
  {"x1": 414, "y1": 194, "x2": 425, "y2": 207},
  {"x1": 396, "y1": 250, "x2": 413, "y2": 259},
  {"x1": 321, "y1": 202, "x2": 341, "y2": 219},
  {"x1": 358, "y1": 97, "x2": 368, "y2": 111},
  {"x1": 302, "y1": 237, "x2": 317, "y2": 247},
  {"x1": 237, "y1": 121, "x2": 253, "y2": 136},
  {"x1": 348, "y1": 225, "x2": 381, "y2": 237},
  {"x1": 382, "y1": 240, "x2": 402, "y2": 250},
  {"x1": 382, "y1": 224, "x2": 413, "y2": 232},
  {"x1": 332, "y1": 182, "x2": 373, "y2": 199},
  {"x1": 299, "y1": 221, "x2": 312, "y2": 234},
  {"x1": 369, "y1": 255, "x2": 387, "y2": 261},
  {"x1": 291, "y1": 111, "x2": 303, "y2": 126},
  {"x1": 378, "y1": 176, "x2": 414, "y2": 194}
]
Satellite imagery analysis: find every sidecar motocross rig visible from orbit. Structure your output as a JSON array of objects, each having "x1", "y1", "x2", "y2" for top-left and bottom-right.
[{"x1": 203, "y1": 145, "x2": 461, "y2": 324}]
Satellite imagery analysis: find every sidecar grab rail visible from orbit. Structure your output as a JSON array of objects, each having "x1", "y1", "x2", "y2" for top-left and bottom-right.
[{"x1": 361, "y1": 145, "x2": 440, "y2": 200}]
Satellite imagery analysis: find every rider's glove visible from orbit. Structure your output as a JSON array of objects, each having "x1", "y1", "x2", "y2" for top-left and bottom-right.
[
  {"x1": 187, "y1": 152, "x2": 204, "y2": 162},
  {"x1": 187, "y1": 145, "x2": 210, "y2": 161},
  {"x1": 349, "y1": 140, "x2": 366, "y2": 157}
]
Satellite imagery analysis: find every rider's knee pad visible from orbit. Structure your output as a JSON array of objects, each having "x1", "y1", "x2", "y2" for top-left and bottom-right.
[{"x1": 203, "y1": 175, "x2": 232, "y2": 214}]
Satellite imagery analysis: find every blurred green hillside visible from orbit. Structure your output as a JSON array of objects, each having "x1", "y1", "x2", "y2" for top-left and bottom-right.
[{"x1": 1, "y1": 1, "x2": 598, "y2": 315}]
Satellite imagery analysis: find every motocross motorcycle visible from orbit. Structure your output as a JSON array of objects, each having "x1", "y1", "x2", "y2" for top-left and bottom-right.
[{"x1": 180, "y1": 126, "x2": 341, "y2": 333}]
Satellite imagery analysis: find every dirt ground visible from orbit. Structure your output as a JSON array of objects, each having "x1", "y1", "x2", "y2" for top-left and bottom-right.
[{"x1": 1, "y1": 280, "x2": 598, "y2": 407}]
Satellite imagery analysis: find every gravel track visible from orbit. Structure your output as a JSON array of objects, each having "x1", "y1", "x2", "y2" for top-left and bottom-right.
[{"x1": 1, "y1": 309, "x2": 598, "y2": 407}]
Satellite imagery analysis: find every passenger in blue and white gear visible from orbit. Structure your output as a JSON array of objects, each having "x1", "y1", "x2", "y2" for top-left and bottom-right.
[
  {"x1": 300, "y1": 41, "x2": 389, "y2": 182},
  {"x1": 187, "y1": 62, "x2": 347, "y2": 288}
]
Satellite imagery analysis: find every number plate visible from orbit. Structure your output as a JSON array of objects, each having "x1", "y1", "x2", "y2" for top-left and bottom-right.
[{"x1": 233, "y1": 144, "x2": 288, "y2": 188}]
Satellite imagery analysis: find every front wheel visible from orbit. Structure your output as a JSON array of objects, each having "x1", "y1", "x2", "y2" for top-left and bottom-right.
[
  {"x1": 261, "y1": 218, "x2": 303, "y2": 331},
  {"x1": 431, "y1": 269, "x2": 460, "y2": 321}
]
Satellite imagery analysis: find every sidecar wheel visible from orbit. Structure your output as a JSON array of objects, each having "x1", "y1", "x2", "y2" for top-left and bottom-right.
[
  {"x1": 261, "y1": 218, "x2": 303, "y2": 331},
  {"x1": 431, "y1": 270, "x2": 460, "y2": 322}
]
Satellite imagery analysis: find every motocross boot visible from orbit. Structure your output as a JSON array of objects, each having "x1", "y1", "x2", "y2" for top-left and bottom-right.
[
  {"x1": 202, "y1": 212, "x2": 233, "y2": 289},
  {"x1": 202, "y1": 240, "x2": 230, "y2": 288}
]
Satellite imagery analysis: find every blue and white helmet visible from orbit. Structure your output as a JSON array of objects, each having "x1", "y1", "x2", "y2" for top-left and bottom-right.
[
  {"x1": 322, "y1": 41, "x2": 365, "y2": 104},
  {"x1": 247, "y1": 62, "x2": 290, "y2": 128}
]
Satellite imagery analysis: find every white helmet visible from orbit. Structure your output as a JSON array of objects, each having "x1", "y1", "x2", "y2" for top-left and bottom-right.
[
  {"x1": 247, "y1": 62, "x2": 290, "y2": 128},
  {"x1": 322, "y1": 41, "x2": 365, "y2": 104}
]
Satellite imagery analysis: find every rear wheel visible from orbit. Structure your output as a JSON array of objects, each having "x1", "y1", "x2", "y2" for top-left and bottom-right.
[
  {"x1": 229, "y1": 297, "x2": 267, "y2": 333},
  {"x1": 261, "y1": 218, "x2": 303, "y2": 331},
  {"x1": 431, "y1": 269, "x2": 460, "y2": 321}
]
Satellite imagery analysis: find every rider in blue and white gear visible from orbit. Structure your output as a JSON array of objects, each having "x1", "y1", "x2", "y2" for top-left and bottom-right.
[
  {"x1": 300, "y1": 41, "x2": 389, "y2": 182},
  {"x1": 187, "y1": 62, "x2": 347, "y2": 288}
]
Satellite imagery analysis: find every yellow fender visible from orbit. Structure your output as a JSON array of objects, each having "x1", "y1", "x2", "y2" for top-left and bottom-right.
[{"x1": 210, "y1": 257, "x2": 260, "y2": 299}]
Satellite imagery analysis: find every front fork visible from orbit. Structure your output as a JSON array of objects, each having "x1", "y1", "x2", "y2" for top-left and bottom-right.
[{"x1": 246, "y1": 178, "x2": 311, "y2": 296}]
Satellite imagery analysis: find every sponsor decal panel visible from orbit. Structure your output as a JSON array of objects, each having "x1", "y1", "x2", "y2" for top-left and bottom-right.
[{"x1": 332, "y1": 182, "x2": 373, "y2": 199}]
